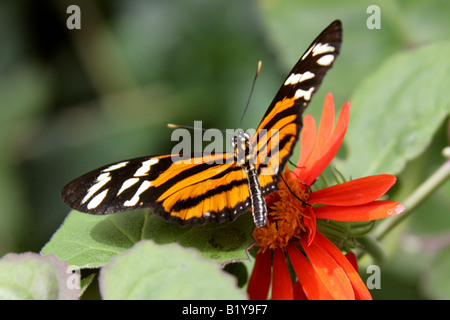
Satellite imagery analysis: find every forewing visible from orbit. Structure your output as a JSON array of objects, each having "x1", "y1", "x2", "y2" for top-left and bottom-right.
[{"x1": 254, "y1": 20, "x2": 343, "y2": 191}]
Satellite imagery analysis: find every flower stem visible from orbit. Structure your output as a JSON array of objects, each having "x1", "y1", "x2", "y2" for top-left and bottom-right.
[
  {"x1": 373, "y1": 157, "x2": 450, "y2": 240},
  {"x1": 355, "y1": 235, "x2": 387, "y2": 266}
]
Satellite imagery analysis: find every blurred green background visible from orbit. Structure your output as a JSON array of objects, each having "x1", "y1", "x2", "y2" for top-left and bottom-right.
[{"x1": 1, "y1": 0, "x2": 449, "y2": 299}]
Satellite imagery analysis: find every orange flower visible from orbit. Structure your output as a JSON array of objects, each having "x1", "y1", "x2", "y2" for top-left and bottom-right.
[{"x1": 247, "y1": 93, "x2": 404, "y2": 300}]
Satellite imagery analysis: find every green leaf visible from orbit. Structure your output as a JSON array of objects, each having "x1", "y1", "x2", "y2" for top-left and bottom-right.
[
  {"x1": 42, "y1": 209, "x2": 254, "y2": 268},
  {"x1": 338, "y1": 42, "x2": 450, "y2": 178},
  {"x1": 0, "y1": 252, "x2": 79, "y2": 300},
  {"x1": 99, "y1": 240, "x2": 246, "y2": 299},
  {"x1": 79, "y1": 273, "x2": 96, "y2": 297}
]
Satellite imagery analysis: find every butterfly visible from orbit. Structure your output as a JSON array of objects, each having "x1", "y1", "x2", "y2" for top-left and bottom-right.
[{"x1": 61, "y1": 20, "x2": 342, "y2": 228}]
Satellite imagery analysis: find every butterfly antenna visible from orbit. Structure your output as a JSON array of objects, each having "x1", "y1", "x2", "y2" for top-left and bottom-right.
[
  {"x1": 288, "y1": 159, "x2": 303, "y2": 168},
  {"x1": 283, "y1": 163, "x2": 314, "y2": 193},
  {"x1": 279, "y1": 174, "x2": 310, "y2": 206},
  {"x1": 238, "y1": 60, "x2": 262, "y2": 129},
  {"x1": 167, "y1": 123, "x2": 226, "y2": 133}
]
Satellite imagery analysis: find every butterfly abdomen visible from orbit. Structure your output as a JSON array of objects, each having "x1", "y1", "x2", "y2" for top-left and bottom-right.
[
  {"x1": 232, "y1": 129, "x2": 268, "y2": 227},
  {"x1": 244, "y1": 163, "x2": 267, "y2": 228}
]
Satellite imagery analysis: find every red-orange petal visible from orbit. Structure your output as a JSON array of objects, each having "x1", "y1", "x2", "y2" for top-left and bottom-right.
[
  {"x1": 308, "y1": 174, "x2": 397, "y2": 206},
  {"x1": 296, "y1": 114, "x2": 317, "y2": 174},
  {"x1": 345, "y1": 252, "x2": 358, "y2": 272},
  {"x1": 247, "y1": 250, "x2": 271, "y2": 300},
  {"x1": 314, "y1": 201, "x2": 405, "y2": 221},
  {"x1": 287, "y1": 243, "x2": 333, "y2": 300},
  {"x1": 293, "y1": 280, "x2": 307, "y2": 300},
  {"x1": 271, "y1": 248, "x2": 293, "y2": 300},
  {"x1": 314, "y1": 93, "x2": 336, "y2": 157},
  {"x1": 314, "y1": 233, "x2": 372, "y2": 300},
  {"x1": 301, "y1": 206, "x2": 316, "y2": 245},
  {"x1": 298, "y1": 101, "x2": 350, "y2": 185},
  {"x1": 300, "y1": 237, "x2": 355, "y2": 299}
]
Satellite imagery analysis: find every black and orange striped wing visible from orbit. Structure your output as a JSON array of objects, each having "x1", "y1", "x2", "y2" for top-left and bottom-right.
[
  {"x1": 253, "y1": 20, "x2": 342, "y2": 194},
  {"x1": 61, "y1": 153, "x2": 255, "y2": 225},
  {"x1": 61, "y1": 20, "x2": 343, "y2": 226}
]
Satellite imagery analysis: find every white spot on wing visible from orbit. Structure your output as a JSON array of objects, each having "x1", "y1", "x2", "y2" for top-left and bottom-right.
[
  {"x1": 284, "y1": 71, "x2": 315, "y2": 86},
  {"x1": 301, "y1": 46, "x2": 313, "y2": 61},
  {"x1": 312, "y1": 43, "x2": 335, "y2": 56},
  {"x1": 102, "y1": 161, "x2": 129, "y2": 172},
  {"x1": 317, "y1": 54, "x2": 335, "y2": 66},
  {"x1": 81, "y1": 172, "x2": 111, "y2": 205},
  {"x1": 294, "y1": 87, "x2": 315, "y2": 100},
  {"x1": 87, "y1": 189, "x2": 109, "y2": 209},
  {"x1": 134, "y1": 158, "x2": 159, "y2": 177},
  {"x1": 124, "y1": 180, "x2": 152, "y2": 207},
  {"x1": 117, "y1": 177, "x2": 140, "y2": 196}
]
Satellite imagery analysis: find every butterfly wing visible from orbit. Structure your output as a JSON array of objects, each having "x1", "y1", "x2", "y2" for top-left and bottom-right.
[
  {"x1": 61, "y1": 153, "x2": 254, "y2": 225},
  {"x1": 254, "y1": 20, "x2": 342, "y2": 192},
  {"x1": 61, "y1": 20, "x2": 343, "y2": 226}
]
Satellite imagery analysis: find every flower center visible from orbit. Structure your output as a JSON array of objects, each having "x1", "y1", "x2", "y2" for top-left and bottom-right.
[{"x1": 252, "y1": 168, "x2": 312, "y2": 253}]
